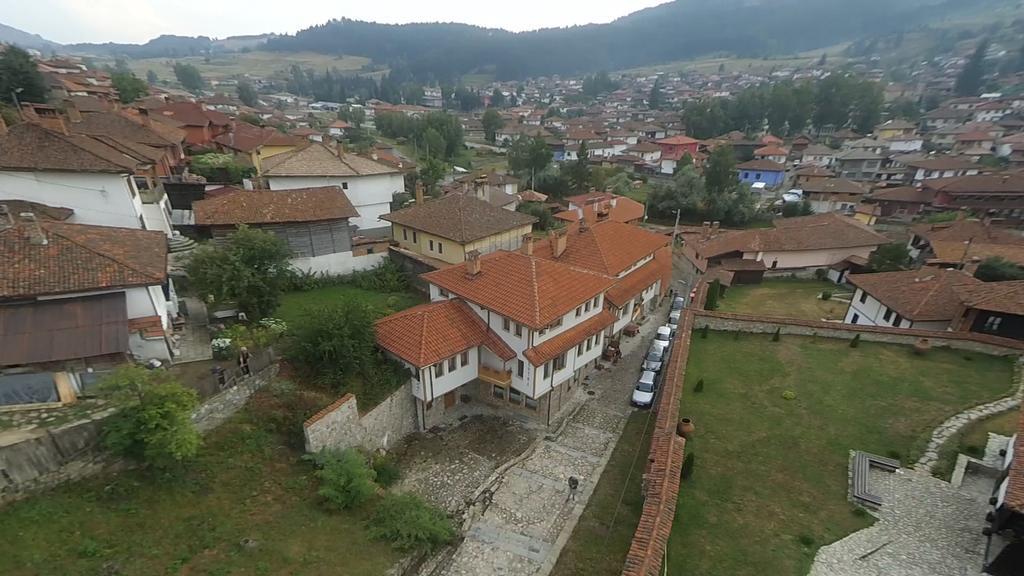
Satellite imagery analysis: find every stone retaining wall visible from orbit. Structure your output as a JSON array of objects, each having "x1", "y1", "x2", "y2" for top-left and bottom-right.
[
  {"x1": 0, "y1": 361, "x2": 278, "y2": 505},
  {"x1": 694, "y1": 311, "x2": 1024, "y2": 356},
  {"x1": 303, "y1": 381, "x2": 418, "y2": 454}
]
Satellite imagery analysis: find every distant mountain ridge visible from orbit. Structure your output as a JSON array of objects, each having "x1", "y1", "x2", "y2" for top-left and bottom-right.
[{"x1": 0, "y1": 22, "x2": 61, "y2": 52}]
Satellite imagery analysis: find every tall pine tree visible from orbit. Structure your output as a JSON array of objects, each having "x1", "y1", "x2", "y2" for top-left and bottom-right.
[{"x1": 955, "y1": 38, "x2": 990, "y2": 97}]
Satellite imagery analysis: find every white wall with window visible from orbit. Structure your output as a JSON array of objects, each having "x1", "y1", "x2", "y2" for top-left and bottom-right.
[
  {"x1": 415, "y1": 348, "x2": 478, "y2": 402},
  {"x1": 842, "y1": 288, "x2": 953, "y2": 330}
]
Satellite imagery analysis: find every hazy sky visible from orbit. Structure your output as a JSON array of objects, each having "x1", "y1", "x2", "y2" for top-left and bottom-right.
[{"x1": 6, "y1": 0, "x2": 669, "y2": 44}]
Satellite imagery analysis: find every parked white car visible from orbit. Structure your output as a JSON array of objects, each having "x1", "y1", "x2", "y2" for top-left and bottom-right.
[
  {"x1": 642, "y1": 346, "x2": 665, "y2": 372},
  {"x1": 652, "y1": 326, "x2": 673, "y2": 351},
  {"x1": 631, "y1": 370, "x2": 658, "y2": 407}
]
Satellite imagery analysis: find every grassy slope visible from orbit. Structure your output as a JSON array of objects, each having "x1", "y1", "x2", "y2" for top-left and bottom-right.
[
  {"x1": 666, "y1": 331, "x2": 1014, "y2": 576},
  {"x1": 117, "y1": 51, "x2": 370, "y2": 83},
  {"x1": 0, "y1": 385, "x2": 400, "y2": 576},
  {"x1": 933, "y1": 408, "x2": 1021, "y2": 480},
  {"x1": 717, "y1": 279, "x2": 852, "y2": 322},
  {"x1": 275, "y1": 285, "x2": 425, "y2": 326}
]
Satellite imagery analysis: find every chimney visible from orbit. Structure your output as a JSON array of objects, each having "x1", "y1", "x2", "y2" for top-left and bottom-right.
[
  {"x1": 711, "y1": 221, "x2": 720, "y2": 235},
  {"x1": 414, "y1": 180, "x2": 425, "y2": 205},
  {"x1": 139, "y1": 108, "x2": 153, "y2": 128},
  {"x1": 371, "y1": 151, "x2": 379, "y2": 161},
  {"x1": 19, "y1": 213, "x2": 47, "y2": 245},
  {"x1": 521, "y1": 234, "x2": 535, "y2": 256},
  {"x1": 549, "y1": 229, "x2": 568, "y2": 258},
  {"x1": 610, "y1": 197, "x2": 618, "y2": 208},
  {"x1": 336, "y1": 140, "x2": 345, "y2": 158},
  {"x1": 64, "y1": 99, "x2": 82, "y2": 123},
  {"x1": 701, "y1": 221, "x2": 711, "y2": 240},
  {"x1": 465, "y1": 250, "x2": 482, "y2": 277}
]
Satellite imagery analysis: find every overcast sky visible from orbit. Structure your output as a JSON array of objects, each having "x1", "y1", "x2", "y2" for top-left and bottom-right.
[{"x1": 6, "y1": 0, "x2": 669, "y2": 44}]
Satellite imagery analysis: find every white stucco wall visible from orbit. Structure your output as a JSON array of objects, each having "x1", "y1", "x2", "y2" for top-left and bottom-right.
[
  {"x1": 290, "y1": 251, "x2": 387, "y2": 275},
  {"x1": 752, "y1": 245, "x2": 876, "y2": 270},
  {"x1": 0, "y1": 171, "x2": 146, "y2": 231},
  {"x1": 844, "y1": 288, "x2": 915, "y2": 329},
  {"x1": 419, "y1": 347, "x2": 479, "y2": 402},
  {"x1": 267, "y1": 173, "x2": 404, "y2": 234}
]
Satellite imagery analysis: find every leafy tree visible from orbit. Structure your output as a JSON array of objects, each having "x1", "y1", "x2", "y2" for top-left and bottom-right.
[
  {"x1": 186, "y1": 225, "x2": 293, "y2": 319},
  {"x1": 490, "y1": 88, "x2": 505, "y2": 108},
  {"x1": 888, "y1": 99, "x2": 921, "y2": 122},
  {"x1": 99, "y1": 365, "x2": 200, "y2": 469},
  {"x1": 189, "y1": 152, "x2": 254, "y2": 184},
  {"x1": 307, "y1": 449, "x2": 377, "y2": 510},
  {"x1": 111, "y1": 71, "x2": 148, "y2": 104},
  {"x1": 851, "y1": 81, "x2": 884, "y2": 135},
  {"x1": 813, "y1": 74, "x2": 856, "y2": 130},
  {"x1": 648, "y1": 78, "x2": 664, "y2": 110},
  {"x1": 507, "y1": 136, "x2": 552, "y2": 187},
  {"x1": 0, "y1": 46, "x2": 48, "y2": 105},
  {"x1": 649, "y1": 166, "x2": 704, "y2": 218},
  {"x1": 236, "y1": 80, "x2": 258, "y2": 107},
  {"x1": 782, "y1": 199, "x2": 813, "y2": 217},
  {"x1": 418, "y1": 156, "x2": 446, "y2": 195},
  {"x1": 955, "y1": 38, "x2": 990, "y2": 97},
  {"x1": 339, "y1": 106, "x2": 365, "y2": 129},
  {"x1": 173, "y1": 62, "x2": 205, "y2": 93},
  {"x1": 581, "y1": 71, "x2": 619, "y2": 97},
  {"x1": 146, "y1": 70, "x2": 159, "y2": 85},
  {"x1": 568, "y1": 140, "x2": 590, "y2": 193},
  {"x1": 238, "y1": 112, "x2": 263, "y2": 127},
  {"x1": 516, "y1": 201, "x2": 561, "y2": 231},
  {"x1": 868, "y1": 243, "x2": 911, "y2": 272},
  {"x1": 974, "y1": 257, "x2": 1024, "y2": 282},
  {"x1": 367, "y1": 493, "x2": 456, "y2": 551},
  {"x1": 705, "y1": 279, "x2": 721, "y2": 310},
  {"x1": 482, "y1": 108, "x2": 503, "y2": 143}
]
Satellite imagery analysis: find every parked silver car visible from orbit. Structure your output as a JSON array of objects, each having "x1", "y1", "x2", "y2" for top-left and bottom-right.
[
  {"x1": 642, "y1": 346, "x2": 665, "y2": 372},
  {"x1": 631, "y1": 370, "x2": 658, "y2": 407}
]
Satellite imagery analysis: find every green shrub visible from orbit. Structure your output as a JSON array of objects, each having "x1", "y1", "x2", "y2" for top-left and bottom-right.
[
  {"x1": 681, "y1": 453, "x2": 696, "y2": 481},
  {"x1": 700, "y1": 324, "x2": 709, "y2": 339},
  {"x1": 782, "y1": 390, "x2": 796, "y2": 400},
  {"x1": 821, "y1": 290, "x2": 832, "y2": 301},
  {"x1": 100, "y1": 366, "x2": 201, "y2": 469},
  {"x1": 372, "y1": 453, "x2": 402, "y2": 488},
  {"x1": 367, "y1": 493, "x2": 455, "y2": 551},
  {"x1": 797, "y1": 533, "x2": 815, "y2": 547},
  {"x1": 307, "y1": 449, "x2": 377, "y2": 510},
  {"x1": 813, "y1": 268, "x2": 828, "y2": 281},
  {"x1": 772, "y1": 327, "x2": 781, "y2": 342},
  {"x1": 850, "y1": 334, "x2": 861, "y2": 348},
  {"x1": 693, "y1": 378, "x2": 705, "y2": 393}
]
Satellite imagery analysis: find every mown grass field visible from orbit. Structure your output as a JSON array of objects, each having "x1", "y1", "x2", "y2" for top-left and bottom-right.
[
  {"x1": 717, "y1": 278, "x2": 852, "y2": 322},
  {"x1": 116, "y1": 51, "x2": 370, "y2": 83}
]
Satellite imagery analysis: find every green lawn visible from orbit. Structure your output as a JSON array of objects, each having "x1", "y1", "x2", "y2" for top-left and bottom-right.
[
  {"x1": 275, "y1": 285, "x2": 424, "y2": 326},
  {"x1": 0, "y1": 382, "x2": 401, "y2": 576},
  {"x1": 552, "y1": 411, "x2": 654, "y2": 576},
  {"x1": 718, "y1": 278, "x2": 852, "y2": 321},
  {"x1": 666, "y1": 332, "x2": 1015, "y2": 576},
  {"x1": 115, "y1": 51, "x2": 370, "y2": 83},
  {"x1": 932, "y1": 408, "x2": 1021, "y2": 480}
]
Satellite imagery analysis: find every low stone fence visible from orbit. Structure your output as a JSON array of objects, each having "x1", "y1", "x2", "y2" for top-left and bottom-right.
[
  {"x1": 0, "y1": 357, "x2": 278, "y2": 505},
  {"x1": 694, "y1": 311, "x2": 1024, "y2": 356},
  {"x1": 303, "y1": 381, "x2": 419, "y2": 454},
  {"x1": 622, "y1": 281, "x2": 706, "y2": 576}
]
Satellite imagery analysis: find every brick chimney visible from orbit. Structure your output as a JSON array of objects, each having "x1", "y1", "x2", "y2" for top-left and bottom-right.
[
  {"x1": 139, "y1": 108, "x2": 153, "y2": 128},
  {"x1": 414, "y1": 181, "x2": 425, "y2": 205},
  {"x1": 701, "y1": 221, "x2": 711, "y2": 240},
  {"x1": 549, "y1": 229, "x2": 568, "y2": 258},
  {"x1": 19, "y1": 213, "x2": 47, "y2": 246},
  {"x1": 465, "y1": 250, "x2": 482, "y2": 277},
  {"x1": 64, "y1": 99, "x2": 82, "y2": 123},
  {"x1": 711, "y1": 221, "x2": 720, "y2": 235},
  {"x1": 336, "y1": 140, "x2": 345, "y2": 158},
  {"x1": 521, "y1": 234, "x2": 534, "y2": 256}
]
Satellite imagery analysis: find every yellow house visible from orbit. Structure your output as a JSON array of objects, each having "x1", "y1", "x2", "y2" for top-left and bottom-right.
[
  {"x1": 382, "y1": 193, "x2": 538, "y2": 265},
  {"x1": 214, "y1": 124, "x2": 301, "y2": 175},
  {"x1": 874, "y1": 119, "x2": 917, "y2": 141}
]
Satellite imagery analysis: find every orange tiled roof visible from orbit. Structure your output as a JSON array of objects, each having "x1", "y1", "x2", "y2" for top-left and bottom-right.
[
  {"x1": 554, "y1": 196, "x2": 645, "y2": 226},
  {"x1": 523, "y1": 310, "x2": 616, "y2": 366},
  {"x1": 534, "y1": 220, "x2": 669, "y2": 277},
  {"x1": 605, "y1": 255, "x2": 667, "y2": 308},
  {"x1": 193, "y1": 187, "x2": 358, "y2": 226},
  {"x1": 848, "y1": 268, "x2": 981, "y2": 322},
  {"x1": 422, "y1": 251, "x2": 615, "y2": 330},
  {"x1": 374, "y1": 299, "x2": 515, "y2": 368}
]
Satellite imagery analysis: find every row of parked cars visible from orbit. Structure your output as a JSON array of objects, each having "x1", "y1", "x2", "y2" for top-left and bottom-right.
[{"x1": 631, "y1": 296, "x2": 685, "y2": 408}]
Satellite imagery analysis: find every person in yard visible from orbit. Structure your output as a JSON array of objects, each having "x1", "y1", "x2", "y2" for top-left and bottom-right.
[
  {"x1": 567, "y1": 476, "x2": 579, "y2": 501},
  {"x1": 238, "y1": 346, "x2": 251, "y2": 376}
]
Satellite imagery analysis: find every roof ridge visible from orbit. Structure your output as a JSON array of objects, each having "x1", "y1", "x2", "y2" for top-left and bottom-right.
[
  {"x1": 530, "y1": 257, "x2": 541, "y2": 326},
  {"x1": 418, "y1": 305, "x2": 431, "y2": 365},
  {"x1": 46, "y1": 223, "x2": 162, "y2": 282}
]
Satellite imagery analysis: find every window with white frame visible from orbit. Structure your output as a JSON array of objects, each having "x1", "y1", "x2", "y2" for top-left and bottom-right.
[{"x1": 434, "y1": 363, "x2": 444, "y2": 377}]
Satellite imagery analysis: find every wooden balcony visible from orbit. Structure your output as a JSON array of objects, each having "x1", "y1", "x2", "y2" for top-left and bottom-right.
[{"x1": 478, "y1": 366, "x2": 512, "y2": 386}]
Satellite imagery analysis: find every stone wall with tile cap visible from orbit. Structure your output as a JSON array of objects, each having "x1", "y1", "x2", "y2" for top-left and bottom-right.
[{"x1": 303, "y1": 381, "x2": 418, "y2": 454}]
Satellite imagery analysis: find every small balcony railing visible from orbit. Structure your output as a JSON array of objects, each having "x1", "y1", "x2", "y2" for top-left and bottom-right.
[{"x1": 478, "y1": 366, "x2": 512, "y2": 386}]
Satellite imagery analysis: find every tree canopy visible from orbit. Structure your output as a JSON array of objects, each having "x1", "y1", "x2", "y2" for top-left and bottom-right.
[
  {"x1": 173, "y1": 62, "x2": 204, "y2": 93},
  {"x1": 111, "y1": 71, "x2": 148, "y2": 104},
  {"x1": 0, "y1": 46, "x2": 48, "y2": 106},
  {"x1": 955, "y1": 38, "x2": 990, "y2": 97},
  {"x1": 507, "y1": 136, "x2": 552, "y2": 188},
  {"x1": 236, "y1": 80, "x2": 258, "y2": 107},
  {"x1": 482, "y1": 109, "x2": 503, "y2": 143},
  {"x1": 974, "y1": 256, "x2": 1024, "y2": 282},
  {"x1": 868, "y1": 243, "x2": 911, "y2": 272}
]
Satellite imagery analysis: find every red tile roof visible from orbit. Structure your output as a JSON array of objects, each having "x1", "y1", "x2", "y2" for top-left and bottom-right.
[
  {"x1": 736, "y1": 159, "x2": 786, "y2": 172},
  {"x1": 554, "y1": 196, "x2": 645, "y2": 225},
  {"x1": 696, "y1": 213, "x2": 887, "y2": 258},
  {"x1": 605, "y1": 257, "x2": 665, "y2": 308},
  {"x1": 193, "y1": 186, "x2": 358, "y2": 226},
  {"x1": 655, "y1": 135, "x2": 699, "y2": 146},
  {"x1": 381, "y1": 194, "x2": 536, "y2": 243},
  {"x1": 533, "y1": 220, "x2": 669, "y2": 277},
  {"x1": 152, "y1": 102, "x2": 231, "y2": 127},
  {"x1": 375, "y1": 299, "x2": 515, "y2": 368},
  {"x1": 523, "y1": 310, "x2": 615, "y2": 366},
  {"x1": 0, "y1": 122, "x2": 140, "y2": 173},
  {"x1": 422, "y1": 251, "x2": 615, "y2": 330},
  {"x1": 848, "y1": 268, "x2": 982, "y2": 322},
  {"x1": 1, "y1": 220, "x2": 167, "y2": 299},
  {"x1": 954, "y1": 280, "x2": 1024, "y2": 316}
]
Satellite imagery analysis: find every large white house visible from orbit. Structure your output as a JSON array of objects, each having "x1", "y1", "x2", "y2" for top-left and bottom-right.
[
  {"x1": 261, "y1": 142, "x2": 405, "y2": 237},
  {"x1": 843, "y1": 269, "x2": 982, "y2": 331},
  {"x1": 0, "y1": 122, "x2": 174, "y2": 236}
]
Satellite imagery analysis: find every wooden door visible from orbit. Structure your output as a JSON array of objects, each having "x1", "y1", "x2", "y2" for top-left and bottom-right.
[{"x1": 444, "y1": 390, "x2": 456, "y2": 409}]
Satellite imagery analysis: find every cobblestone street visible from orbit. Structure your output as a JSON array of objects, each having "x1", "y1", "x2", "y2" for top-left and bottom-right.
[{"x1": 430, "y1": 311, "x2": 662, "y2": 576}]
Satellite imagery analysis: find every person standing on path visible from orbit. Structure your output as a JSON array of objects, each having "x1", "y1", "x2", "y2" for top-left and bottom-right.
[{"x1": 566, "y1": 476, "x2": 579, "y2": 502}]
